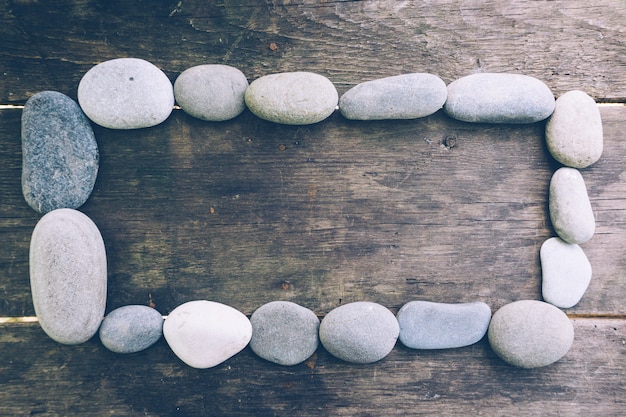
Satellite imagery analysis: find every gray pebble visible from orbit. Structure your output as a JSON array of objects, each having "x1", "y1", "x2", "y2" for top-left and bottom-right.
[
  {"x1": 174, "y1": 64, "x2": 249, "y2": 121},
  {"x1": 78, "y1": 58, "x2": 174, "y2": 129},
  {"x1": 397, "y1": 301, "x2": 491, "y2": 349},
  {"x1": 250, "y1": 301, "x2": 319, "y2": 366},
  {"x1": 339, "y1": 73, "x2": 447, "y2": 120},
  {"x1": 444, "y1": 73, "x2": 555, "y2": 123},
  {"x1": 549, "y1": 167, "x2": 595, "y2": 244},
  {"x1": 21, "y1": 91, "x2": 99, "y2": 214},
  {"x1": 99, "y1": 305, "x2": 163, "y2": 354},
  {"x1": 319, "y1": 302, "x2": 399, "y2": 364}
]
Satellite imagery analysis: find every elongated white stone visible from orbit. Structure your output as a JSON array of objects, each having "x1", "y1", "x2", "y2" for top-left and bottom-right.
[{"x1": 549, "y1": 167, "x2": 595, "y2": 244}]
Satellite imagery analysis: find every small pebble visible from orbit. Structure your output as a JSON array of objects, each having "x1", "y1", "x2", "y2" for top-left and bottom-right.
[
  {"x1": 444, "y1": 73, "x2": 555, "y2": 123},
  {"x1": 21, "y1": 91, "x2": 98, "y2": 213},
  {"x1": 249, "y1": 301, "x2": 319, "y2": 366},
  {"x1": 541, "y1": 237, "x2": 592, "y2": 308},
  {"x1": 319, "y1": 302, "x2": 399, "y2": 364},
  {"x1": 245, "y1": 72, "x2": 338, "y2": 125},
  {"x1": 99, "y1": 305, "x2": 163, "y2": 354},
  {"x1": 78, "y1": 58, "x2": 174, "y2": 129},
  {"x1": 163, "y1": 300, "x2": 252, "y2": 369},
  {"x1": 549, "y1": 167, "x2": 595, "y2": 244},
  {"x1": 397, "y1": 301, "x2": 491, "y2": 349},
  {"x1": 546, "y1": 90, "x2": 603, "y2": 168},
  {"x1": 488, "y1": 300, "x2": 574, "y2": 368},
  {"x1": 339, "y1": 73, "x2": 447, "y2": 120},
  {"x1": 174, "y1": 64, "x2": 249, "y2": 121}
]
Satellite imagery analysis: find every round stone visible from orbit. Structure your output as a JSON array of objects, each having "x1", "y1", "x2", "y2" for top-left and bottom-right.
[
  {"x1": 174, "y1": 64, "x2": 249, "y2": 121},
  {"x1": 488, "y1": 300, "x2": 574, "y2": 368},
  {"x1": 99, "y1": 305, "x2": 164, "y2": 354},
  {"x1": 549, "y1": 167, "x2": 595, "y2": 244},
  {"x1": 249, "y1": 301, "x2": 319, "y2": 366},
  {"x1": 319, "y1": 302, "x2": 399, "y2": 364},
  {"x1": 78, "y1": 58, "x2": 174, "y2": 129}
]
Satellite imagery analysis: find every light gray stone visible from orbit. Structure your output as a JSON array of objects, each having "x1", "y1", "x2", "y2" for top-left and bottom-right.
[
  {"x1": 549, "y1": 167, "x2": 595, "y2": 244},
  {"x1": 99, "y1": 305, "x2": 163, "y2": 354},
  {"x1": 546, "y1": 90, "x2": 603, "y2": 168},
  {"x1": 78, "y1": 58, "x2": 174, "y2": 129},
  {"x1": 174, "y1": 64, "x2": 249, "y2": 121},
  {"x1": 541, "y1": 237, "x2": 592, "y2": 308},
  {"x1": 245, "y1": 72, "x2": 338, "y2": 125},
  {"x1": 339, "y1": 73, "x2": 447, "y2": 120},
  {"x1": 397, "y1": 301, "x2": 491, "y2": 349},
  {"x1": 488, "y1": 300, "x2": 574, "y2": 368},
  {"x1": 163, "y1": 300, "x2": 251, "y2": 369},
  {"x1": 444, "y1": 73, "x2": 555, "y2": 123},
  {"x1": 30, "y1": 208, "x2": 107, "y2": 345},
  {"x1": 319, "y1": 302, "x2": 399, "y2": 364}
]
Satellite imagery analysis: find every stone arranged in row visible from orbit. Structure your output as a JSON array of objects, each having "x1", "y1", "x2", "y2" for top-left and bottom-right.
[{"x1": 99, "y1": 305, "x2": 164, "y2": 354}]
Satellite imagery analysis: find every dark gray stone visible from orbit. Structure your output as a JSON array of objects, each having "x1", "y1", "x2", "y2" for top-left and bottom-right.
[
  {"x1": 21, "y1": 91, "x2": 99, "y2": 214},
  {"x1": 99, "y1": 305, "x2": 164, "y2": 354}
]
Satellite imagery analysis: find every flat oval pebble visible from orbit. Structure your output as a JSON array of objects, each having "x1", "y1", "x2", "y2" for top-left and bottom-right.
[
  {"x1": 30, "y1": 208, "x2": 107, "y2": 345},
  {"x1": 339, "y1": 73, "x2": 447, "y2": 120},
  {"x1": 249, "y1": 301, "x2": 319, "y2": 366},
  {"x1": 488, "y1": 300, "x2": 574, "y2": 368},
  {"x1": 174, "y1": 64, "x2": 249, "y2": 121},
  {"x1": 99, "y1": 305, "x2": 164, "y2": 354},
  {"x1": 78, "y1": 58, "x2": 174, "y2": 129},
  {"x1": 397, "y1": 301, "x2": 491, "y2": 349},
  {"x1": 21, "y1": 91, "x2": 98, "y2": 213},
  {"x1": 546, "y1": 90, "x2": 603, "y2": 168},
  {"x1": 541, "y1": 237, "x2": 592, "y2": 308},
  {"x1": 444, "y1": 73, "x2": 555, "y2": 123},
  {"x1": 244, "y1": 72, "x2": 338, "y2": 125},
  {"x1": 319, "y1": 302, "x2": 399, "y2": 364},
  {"x1": 163, "y1": 300, "x2": 252, "y2": 369},
  {"x1": 549, "y1": 167, "x2": 595, "y2": 244}
]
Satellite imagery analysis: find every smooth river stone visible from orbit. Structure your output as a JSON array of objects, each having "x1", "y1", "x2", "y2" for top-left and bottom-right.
[
  {"x1": 78, "y1": 58, "x2": 174, "y2": 129},
  {"x1": 30, "y1": 208, "x2": 107, "y2": 345},
  {"x1": 174, "y1": 64, "x2": 249, "y2": 121},
  {"x1": 244, "y1": 72, "x2": 338, "y2": 125},
  {"x1": 488, "y1": 300, "x2": 574, "y2": 368},
  {"x1": 338, "y1": 73, "x2": 447, "y2": 120},
  {"x1": 319, "y1": 302, "x2": 399, "y2": 364},
  {"x1": 21, "y1": 91, "x2": 99, "y2": 214},
  {"x1": 549, "y1": 167, "x2": 595, "y2": 244},
  {"x1": 444, "y1": 73, "x2": 555, "y2": 123},
  {"x1": 397, "y1": 301, "x2": 491, "y2": 349},
  {"x1": 249, "y1": 301, "x2": 319, "y2": 366},
  {"x1": 163, "y1": 300, "x2": 252, "y2": 369},
  {"x1": 546, "y1": 90, "x2": 603, "y2": 168},
  {"x1": 541, "y1": 237, "x2": 592, "y2": 309},
  {"x1": 99, "y1": 305, "x2": 164, "y2": 354}
]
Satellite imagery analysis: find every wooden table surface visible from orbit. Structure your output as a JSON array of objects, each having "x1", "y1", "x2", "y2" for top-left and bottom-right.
[{"x1": 1, "y1": 1, "x2": 624, "y2": 416}]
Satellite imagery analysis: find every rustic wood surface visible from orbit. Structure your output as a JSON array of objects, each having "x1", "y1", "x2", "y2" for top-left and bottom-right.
[{"x1": 0, "y1": 1, "x2": 624, "y2": 416}]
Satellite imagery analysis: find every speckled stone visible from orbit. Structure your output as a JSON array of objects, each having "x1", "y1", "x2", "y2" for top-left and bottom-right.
[
  {"x1": 21, "y1": 91, "x2": 99, "y2": 214},
  {"x1": 319, "y1": 302, "x2": 399, "y2": 364},
  {"x1": 249, "y1": 301, "x2": 319, "y2": 366},
  {"x1": 549, "y1": 167, "x2": 595, "y2": 244},
  {"x1": 339, "y1": 73, "x2": 447, "y2": 120},
  {"x1": 99, "y1": 305, "x2": 163, "y2": 354},
  {"x1": 30, "y1": 209, "x2": 107, "y2": 345}
]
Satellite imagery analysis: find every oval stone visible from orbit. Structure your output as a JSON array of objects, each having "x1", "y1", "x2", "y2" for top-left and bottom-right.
[
  {"x1": 244, "y1": 72, "x2": 338, "y2": 125},
  {"x1": 444, "y1": 73, "x2": 555, "y2": 123},
  {"x1": 163, "y1": 300, "x2": 252, "y2": 369},
  {"x1": 30, "y1": 208, "x2": 107, "y2": 344},
  {"x1": 99, "y1": 305, "x2": 164, "y2": 354},
  {"x1": 21, "y1": 91, "x2": 99, "y2": 214},
  {"x1": 174, "y1": 64, "x2": 249, "y2": 121},
  {"x1": 546, "y1": 90, "x2": 603, "y2": 168},
  {"x1": 339, "y1": 73, "x2": 447, "y2": 120},
  {"x1": 397, "y1": 301, "x2": 491, "y2": 349},
  {"x1": 549, "y1": 167, "x2": 595, "y2": 244},
  {"x1": 541, "y1": 237, "x2": 592, "y2": 308},
  {"x1": 78, "y1": 58, "x2": 174, "y2": 129},
  {"x1": 319, "y1": 302, "x2": 399, "y2": 364},
  {"x1": 488, "y1": 300, "x2": 574, "y2": 368},
  {"x1": 249, "y1": 301, "x2": 319, "y2": 366}
]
